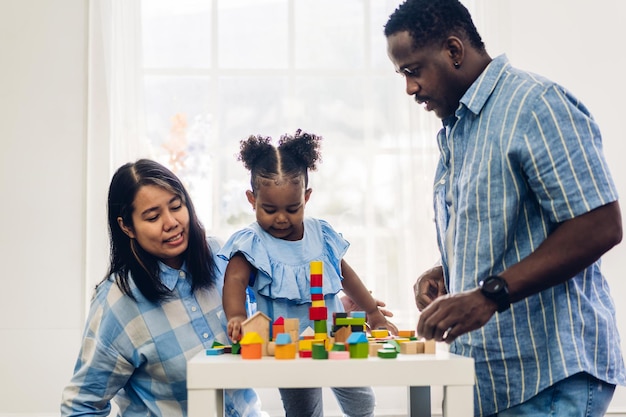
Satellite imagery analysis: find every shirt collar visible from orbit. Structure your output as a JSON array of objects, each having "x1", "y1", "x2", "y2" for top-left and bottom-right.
[
  {"x1": 458, "y1": 54, "x2": 510, "y2": 117},
  {"x1": 158, "y1": 261, "x2": 188, "y2": 291}
]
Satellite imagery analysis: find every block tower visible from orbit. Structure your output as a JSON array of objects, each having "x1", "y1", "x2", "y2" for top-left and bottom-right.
[{"x1": 309, "y1": 261, "x2": 328, "y2": 340}]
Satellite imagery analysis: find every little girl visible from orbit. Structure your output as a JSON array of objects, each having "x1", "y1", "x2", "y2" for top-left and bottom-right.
[{"x1": 219, "y1": 130, "x2": 396, "y2": 417}]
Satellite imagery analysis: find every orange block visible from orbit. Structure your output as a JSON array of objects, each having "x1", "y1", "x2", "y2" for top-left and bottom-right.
[
  {"x1": 241, "y1": 343, "x2": 262, "y2": 359},
  {"x1": 275, "y1": 343, "x2": 297, "y2": 359}
]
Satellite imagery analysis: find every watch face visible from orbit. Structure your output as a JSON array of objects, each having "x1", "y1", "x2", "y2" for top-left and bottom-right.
[{"x1": 484, "y1": 277, "x2": 504, "y2": 293}]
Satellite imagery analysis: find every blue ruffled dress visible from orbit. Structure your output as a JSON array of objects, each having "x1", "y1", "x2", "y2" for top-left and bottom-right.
[{"x1": 218, "y1": 217, "x2": 348, "y2": 335}]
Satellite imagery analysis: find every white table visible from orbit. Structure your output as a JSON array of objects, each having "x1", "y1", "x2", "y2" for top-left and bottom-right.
[{"x1": 187, "y1": 350, "x2": 474, "y2": 417}]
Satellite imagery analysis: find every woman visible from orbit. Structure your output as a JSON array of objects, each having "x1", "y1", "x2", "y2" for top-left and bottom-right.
[{"x1": 61, "y1": 159, "x2": 263, "y2": 416}]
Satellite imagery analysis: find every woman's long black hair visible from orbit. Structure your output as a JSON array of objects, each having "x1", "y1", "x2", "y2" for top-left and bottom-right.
[{"x1": 105, "y1": 159, "x2": 216, "y2": 302}]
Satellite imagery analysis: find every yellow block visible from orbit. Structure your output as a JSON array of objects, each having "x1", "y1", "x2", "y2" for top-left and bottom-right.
[
  {"x1": 370, "y1": 329, "x2": 389, "y2": 339},
  {"x1": 312, "y1": 300, "x2": 326, "y2": 308},
  {"x1": 310, "y1": 261, "x2": 323, "y2": 275}
]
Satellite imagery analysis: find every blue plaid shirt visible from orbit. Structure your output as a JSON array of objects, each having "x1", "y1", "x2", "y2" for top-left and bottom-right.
[
  {"x1": 435, "y1": 55, "x2": 626, "y2": 416},
  {"x1": 61, "y1": 237, "x2": 263, "y2": 417}
]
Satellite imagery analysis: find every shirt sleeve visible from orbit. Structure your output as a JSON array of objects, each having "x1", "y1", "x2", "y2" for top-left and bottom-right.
[
  {"x1": 61, "y1": 284, "x2": 135, "y2": 416},
  {"x1": 520, "y1": 84, "x2": 618, "y2": 223}
]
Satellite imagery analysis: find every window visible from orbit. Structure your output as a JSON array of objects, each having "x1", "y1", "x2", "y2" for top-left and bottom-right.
[{"x1": 102, "y1": 0, "x2": 443, "y2": 329}]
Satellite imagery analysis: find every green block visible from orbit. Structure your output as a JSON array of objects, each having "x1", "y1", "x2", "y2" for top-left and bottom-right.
[
  {"x1": 314, "y1": 320, "x2": 327, "y2": 334},
  {"x1": 349, "y1": 343, "x2": 369, "y2": 359},
  {"x1": 312, "y1": 343, "x2": 328, "y2": 359},
  {"x1": 377, "y1": 348, "x2": 397, "y2": 359}
]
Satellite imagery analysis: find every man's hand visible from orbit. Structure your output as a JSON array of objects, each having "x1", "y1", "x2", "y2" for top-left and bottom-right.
[
  {"x1": 417, "y1": 289, "x2": 497, "y2": 343},
  {"x1": 414, "y1": 265, "x2": 447, "y2": 311}
]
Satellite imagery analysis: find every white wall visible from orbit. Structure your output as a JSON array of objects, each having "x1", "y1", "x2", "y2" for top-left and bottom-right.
[
  {"x1": 0, "y1": 0, "x2": 88, "y2": 415},
  {"x1": 1, "y1": 0, "x2": 625, "y2": 416}
]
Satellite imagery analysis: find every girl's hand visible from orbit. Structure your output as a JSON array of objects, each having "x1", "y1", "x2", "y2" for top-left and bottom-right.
[
  {"x1": 341, "y1": 295, "x2": 394, "y2": 318},
  {"x1": 367, "y1": 309, "x2": 399, "y2": 336},
  {"x1": 227, "y1": 315, "x2": 247, "y2": 342}
]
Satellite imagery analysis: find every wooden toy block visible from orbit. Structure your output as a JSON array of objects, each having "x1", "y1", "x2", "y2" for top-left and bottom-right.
[
  {"x1": 314, "y1": 332, "x2": 328, "y2": 341},
  {"x1": 331, "y1": 342, "x2": 346, "y2": 351},
  {"x1": 206, "y1": 347, "x2": 224, "y2": 355},
  {"x1": 347, "y1": 332, "x2": 369, "y2": 359},
  {"x1": 370, "y1": 329, "x2": 389, "y2": 339},
  {"x1": 231, "y1": 342, "x2": 241, "y2": 355},
  {"x1": 211, "y1": 341, "x2": 232, "y2": 354},
  {"x1": 398, "y1": 329, "x2": 416, "y2": 338},
  {"x1": 299, "y1": 350, "x2": 312, "y2": 358},
  {"x1": 267, "y1": 341, "x2": 275, "y2": 356},
  {"x1": 310, "y1": 260, "x2": 323, "y2": 275},
  {"x1": 329, "y1": 350, "x2": 350, "y2": 360},
  {"x1": 385, "y1": 339, "x2": 401, "y2": 352},
  {"x1": 309, "y1": 306, "x2": 328, "y2": 321},
  {"x1": 284, "y1": 318, "x2": 299, "y2": 333},
  {"x1": 377, "y1": 347, "x2": 397, "y2": 359},
  {"x1": 242, "y1": 311, "x2": 271, "y2": 356},
  {"x1": 275, "y1": 333, "x2": 292, "y2": 344},
  {"x1": 368, "y1": 341, "x2": 386, "y2": 357},
  {"x1": 350, "y1": 325, "x2": 366, "y2": 333},
  {"x1": 311, "y1": 293, "x2": 324, "y2": 301},
  {"x1": 299, "y1": 338, "x2": 325, "y2": 351},
  {"x1": 274, "y1": 334, "x2": 296, "y2": 360},
  {"x1": 240, "y1": 332, "x2": 263, "y2": 359},
  {"x1": 312, "y1": 343, "x2": 328, "y2": 359},
  {"x1": 424, "y1": 339, "x2": 436, "y2": 354},
  {"x1": 310, "y1": 274, "x2": 323, "y2": 287},
  {"x1": 335, "y1": 317, "x2": 366, "y2": 326},
  {"x1": 312, "y1": 300, "x2": 325, "y2": 308},
  {"x1": 301, "y1": 326, "x2": 315, "y2": 339},
  {"x1": 400, "y1": 340, "x2": 419, "y2": 355},
  {"x1": 272, "y1": 316, "x2": 285, "y2": 338},
  {"x1": 333, "y1": 326, "x2": 351, "y2": 343},
  {"x1": 310, "y1": 286, "x2": 323, "y2": 295},
  {"x1": 350, "y1": 311, "x2": 366, "y2": 319},
  {"x1": 313, "y1": 319, "x2": 327, "y2": 334},
  {"x1": 275, "y1": 344, "x2": 296, "y2": 359}
]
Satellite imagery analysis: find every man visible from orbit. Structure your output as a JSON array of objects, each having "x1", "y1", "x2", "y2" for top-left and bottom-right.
[{"x1": 384, "y1": 0, "x2": 625, "y2": 416}]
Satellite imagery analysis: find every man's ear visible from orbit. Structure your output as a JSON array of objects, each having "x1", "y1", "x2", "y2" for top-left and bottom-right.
[
  {"x1": 304, "y1": 188, "x2": 313, "y2": 203},
  {"x1": 245, "y1": 190, "x2": 256, "y2": 208},
  {"x1": 445, "y1": 36, "x2": 464, "y2": 67},
  {"x1": 117, "y1": 217, "x2": 136, "y2": 238}
]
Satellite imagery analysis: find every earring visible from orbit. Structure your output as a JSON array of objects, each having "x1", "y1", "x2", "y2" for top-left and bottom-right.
[{"x1": 453, "y1": 62, "x2": 460, "y2": 69}]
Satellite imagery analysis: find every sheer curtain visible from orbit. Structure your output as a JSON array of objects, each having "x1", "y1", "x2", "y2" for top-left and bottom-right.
[{"x1": 88, "y1": 0, "x2": 442, "y2": 330}]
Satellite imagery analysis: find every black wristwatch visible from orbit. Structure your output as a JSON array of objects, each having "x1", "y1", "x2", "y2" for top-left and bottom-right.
[{"x1": 479, "y1": 275, "x2": 510, "y2": 313}]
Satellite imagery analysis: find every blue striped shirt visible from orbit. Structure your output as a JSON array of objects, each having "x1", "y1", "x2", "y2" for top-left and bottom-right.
[
  {"x1": 434, "y1": 55, "x2": 626, "y2": 416},
  {"x1": 61, "y1": 237, "x2": 263, "y2": 417}
]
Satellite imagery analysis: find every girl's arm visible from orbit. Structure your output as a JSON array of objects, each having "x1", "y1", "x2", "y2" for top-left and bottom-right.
[
  {"x1": 223, "y1": 253, "x2": 253, "y2": 342},
  {"x1": 340, "y1": 259, "x2": 398, "y2": 335}
]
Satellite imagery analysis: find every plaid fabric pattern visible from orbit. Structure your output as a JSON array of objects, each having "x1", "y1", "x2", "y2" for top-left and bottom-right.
[{"x1": 61, "y1": 238, "x2": 263, "y2": 416}]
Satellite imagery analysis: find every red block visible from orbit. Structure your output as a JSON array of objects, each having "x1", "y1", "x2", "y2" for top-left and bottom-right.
[
  {"x1": 309, "y1": 306, "x2": 328, "y2": 320},
  {"x1": 310, "y1": 274, "x2": 323, "y2": 287},
  {"x1": 311, "y1": 293, "x2": 324, "y2": 301}
]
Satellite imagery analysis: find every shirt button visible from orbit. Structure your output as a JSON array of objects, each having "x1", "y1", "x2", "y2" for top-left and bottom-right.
[
  {"x1": 191, "y1": 306, "x2": 197, "y2": 312},
  {"x1": 203, "y1": 333, "x2": 209, "y2": 339},
  {"x1": 439, "y1": 179, "x2": 446, "y2": 185},
  {"x1": 179, "y1": 271, "x2": 185, "y2": 277}
]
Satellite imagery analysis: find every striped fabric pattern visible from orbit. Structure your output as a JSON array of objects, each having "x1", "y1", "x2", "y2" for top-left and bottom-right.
[{"x1": 433, "y1": 55, "x2": 626, "y2": 416}]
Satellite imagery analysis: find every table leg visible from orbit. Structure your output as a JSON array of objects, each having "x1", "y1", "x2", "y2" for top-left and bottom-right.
[
  {"x1": 408, "y1": 386, "x2": 431, "y2": 417},
  {"x1": 443, "y1": 385, "x2": 473, "y2": 417},
  {"x1": 188, "y1": 388, "x2": 223, "y2": 417}
]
